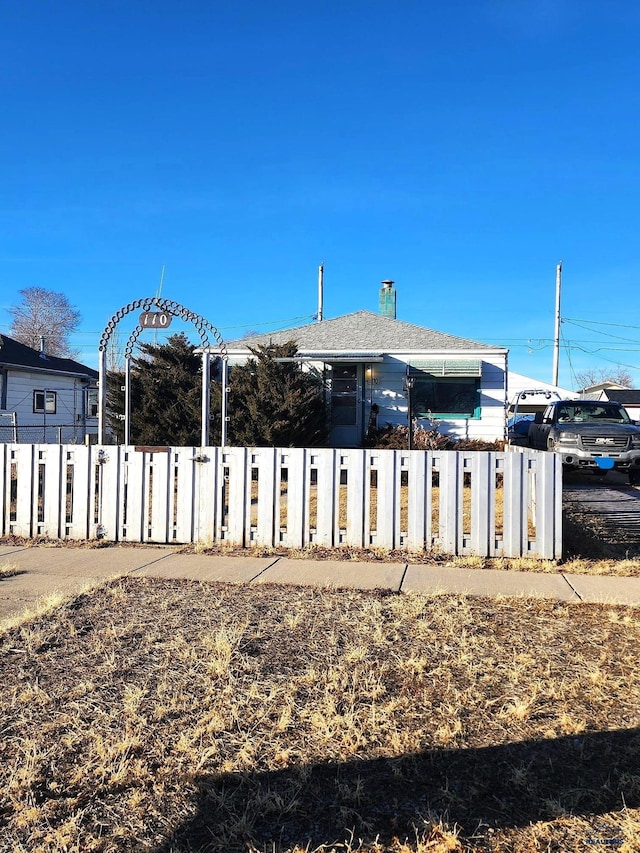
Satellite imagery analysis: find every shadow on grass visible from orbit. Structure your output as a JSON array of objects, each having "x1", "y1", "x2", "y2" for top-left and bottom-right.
[{"x1": 156, "y1": 726, "x2": 640, "y2": 851}]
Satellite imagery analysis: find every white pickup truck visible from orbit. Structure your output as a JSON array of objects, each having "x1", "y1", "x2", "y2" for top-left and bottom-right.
[{"x1": 527, "y1": 399, "x2": 640, "y2": 484}]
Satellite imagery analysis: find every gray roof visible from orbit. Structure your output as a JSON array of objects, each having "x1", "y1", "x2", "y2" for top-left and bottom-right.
[
  {"x1": 226, "y1": 311, "x2": 501, "y2": 352},
  {"x1": 0, "y1": 334, "x2": 98, "y2": 378},
  {"x1": 603, "y1": 389, "x2": 640, "y2": 405}
]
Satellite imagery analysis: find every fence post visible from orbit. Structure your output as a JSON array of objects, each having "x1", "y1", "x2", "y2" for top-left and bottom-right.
[
  {"x1": 406, "y1": 450, "x2": 428, "y2": 551},
  {"x1": 284, "y1": 448, "x2": 308, "y2": 548},
  {"x1": 255, "y1": 447, "x2": 277, "y2": 547},
  {"x1": 535, "y1": 451, "x2": 563, "y2": 559},
  {"x1": 345, "y1": 448, "x2": 366, "y2": 548},
  {"x1": 0, "y1": 443, "x2": 7, "y2": 537},
  {"x1": 470, "y1": 451, "x2": 492, "y2": 557},
  {"x1": 439, "y1": 451, "x2": 462, "y2": 554},
  {"x1": 315, "y1": 448, "x2": 336, "y2": 547},
  {"x1": 503, "y1": 452, "x2": 525, "y2": 557},
  {"x1": 375, "y1": 450, "x2": 398, "y2": 549}
]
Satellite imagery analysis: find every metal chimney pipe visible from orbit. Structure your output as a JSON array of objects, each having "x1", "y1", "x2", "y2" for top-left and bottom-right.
[{"x1": 317, "y1": 263, "x2": 324, "y2": 322}]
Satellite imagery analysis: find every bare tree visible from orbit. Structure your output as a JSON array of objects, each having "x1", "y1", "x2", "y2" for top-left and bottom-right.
[
  {"x1": 8, "y1": 287, "x2": 81, "y2": 359},
  {"x1": 575, "y1": 366, "x2": 633, "y2": 390},
  {"x1": 106, "y1": 328, "x2": 125, "y2": 372}
]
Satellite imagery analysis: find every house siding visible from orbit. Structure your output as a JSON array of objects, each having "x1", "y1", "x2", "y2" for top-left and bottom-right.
[
  {"x1": 1, "y1": 369, "x2": 97, "y2": 442},
  {"x1": 224, "y1": 351, "x2": 507, "y2": 444},
  {"x1": 365, "y1": 353, "x2": 507, "y2": 442}
]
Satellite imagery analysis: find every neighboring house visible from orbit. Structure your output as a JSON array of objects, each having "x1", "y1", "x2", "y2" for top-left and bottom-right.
[
  {"x1": 211, "y1": 282, "x2": 508, "y2": 446},
  {"x1": 579, "y1": 381, "x2": 629, "y2": 397},
  {"x1": 0, "y1": 334, "x2": 98, "y2": 443},
  {"x1": 584, "y1": 388, "x2": 640, "y2": 422}
]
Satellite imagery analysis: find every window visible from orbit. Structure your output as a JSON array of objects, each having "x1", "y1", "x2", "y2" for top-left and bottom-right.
[
  {"x1": 86, "y1": 388, "x2": 98, "y2": 418},
  {"x1": 412, "y1": 377, "x2": 481, "y2": 419},
  {"x1": 557, "y1": 402, "x2": 630, "y2": 424},
  {"x1": 331, "y1": 396, "x2": 358, "y2": 425},
  {"x1": 33, "y1": 390, "x2": 57, "y2": 414},
  {"x1": 407, "y1": 360, "x2": 483, "y2": 419}
]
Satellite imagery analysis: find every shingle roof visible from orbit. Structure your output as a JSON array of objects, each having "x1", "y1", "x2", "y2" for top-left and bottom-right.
[
  {"x1": 604, "y1": 389, "x2": 640, "y2": 405},
  {"x1": 0, "y1": 334, "x2": 98, "y2": 378},
  {"x1": 226, "y1": 311, "x2": 501, "y2": 352}
]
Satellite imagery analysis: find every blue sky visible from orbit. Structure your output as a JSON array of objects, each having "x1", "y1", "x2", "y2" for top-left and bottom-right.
[{"x1": 1, "y1": 0, "x2": 640, "y2": 389}]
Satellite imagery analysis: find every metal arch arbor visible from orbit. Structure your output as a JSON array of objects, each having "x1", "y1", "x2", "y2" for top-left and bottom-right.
[{"x1": 98, "y1": 298, "x2": 229, "y2": 446}]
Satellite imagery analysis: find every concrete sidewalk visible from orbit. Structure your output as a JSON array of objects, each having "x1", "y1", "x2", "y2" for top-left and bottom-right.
[{"x1": 1, "y1": 544, "x2": 640, "y2": 627}]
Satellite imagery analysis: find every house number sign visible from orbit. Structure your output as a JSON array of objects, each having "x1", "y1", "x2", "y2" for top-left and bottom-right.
[{"x1": 139, "y1": 310, "x2": 172, "y2": 328}]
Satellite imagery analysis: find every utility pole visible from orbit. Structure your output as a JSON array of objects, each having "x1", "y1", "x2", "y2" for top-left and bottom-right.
[{"x1": 552, "y1": 261, "x2": 562, "y2": 386}]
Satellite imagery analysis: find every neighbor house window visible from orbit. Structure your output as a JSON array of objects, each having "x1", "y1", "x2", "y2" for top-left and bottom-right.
[
  {"x1": 86, "y1": 388, "x2": 98, "y2": 418},
  {"x1": 33, "y1": 390, "x2": 57, "y2": 414}
]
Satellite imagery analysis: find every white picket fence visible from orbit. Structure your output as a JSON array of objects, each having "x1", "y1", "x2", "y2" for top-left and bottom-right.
[{"x1": 0, "y1": 444, "x2": 562, "y2": 558}]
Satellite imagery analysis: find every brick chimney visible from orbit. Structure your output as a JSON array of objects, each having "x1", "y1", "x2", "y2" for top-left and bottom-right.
[{"x1": 379, "y1": 280, "x2": 396, "y2": 319}]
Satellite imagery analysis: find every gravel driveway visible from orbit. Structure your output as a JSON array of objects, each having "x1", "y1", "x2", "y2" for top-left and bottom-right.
[{"x1": 563, "y1": 470, "x2": 640, "y2": 556}]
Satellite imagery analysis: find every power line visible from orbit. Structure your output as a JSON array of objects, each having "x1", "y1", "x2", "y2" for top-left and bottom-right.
[
  {"x1": 565, "y1": 345, "x2": 640, "y2": 372},
  {"x1": 218, "y1": 313, "x2": 316, "y2": 331},
  {"x1": 563, "y1": 317, "x2": 640, "y2": 331},
  {"x1": 560, "y1": 328, "x2": 579, "y2": 388},
  {"x1": 563, "y1": 345, "x2": 640, "y2": 353},
  {"x1": 562, "y1": 318, "x2": 640, "y2": 344}
]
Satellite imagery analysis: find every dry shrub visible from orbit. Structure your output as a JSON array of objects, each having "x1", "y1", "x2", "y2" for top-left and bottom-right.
[{"x1": 365, "y1": 423, "x2": 504, "y2": 452}]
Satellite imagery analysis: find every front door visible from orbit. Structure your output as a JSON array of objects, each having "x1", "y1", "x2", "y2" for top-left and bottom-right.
[{"x1": 329, "y1": 363, "x2": 361, "y2": 447}]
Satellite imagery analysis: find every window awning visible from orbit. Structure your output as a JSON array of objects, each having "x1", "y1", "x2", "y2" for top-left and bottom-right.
[{"x1": 407, "y1": 359, "x2": 482, "y2": 377}]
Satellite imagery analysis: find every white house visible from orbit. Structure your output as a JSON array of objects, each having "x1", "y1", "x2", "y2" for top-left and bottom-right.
[
  {"x1": 212, "y1": 282, "x2": 508, "y2": 446},
  {"x1": 579, "y1": 381, "x2": 630, "y2": 397},
  {"x1": 0, "y1": 334, "x2": 98, "y2": 443}
]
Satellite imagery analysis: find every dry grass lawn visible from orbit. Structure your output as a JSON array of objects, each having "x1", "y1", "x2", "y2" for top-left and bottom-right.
[{"x1": 1, "y1": 578, "x2": 639, "y2": 852}]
